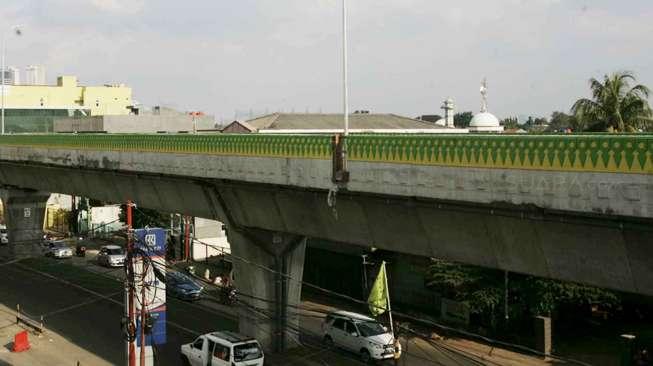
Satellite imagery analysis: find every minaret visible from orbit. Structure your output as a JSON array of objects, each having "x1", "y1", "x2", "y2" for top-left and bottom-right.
[
  {"x1": 480, "y1": 77, "x2": 488, "y2": 113},
  {"x1": 441, "y1": 98, "x2": 455, "y2": 127}
]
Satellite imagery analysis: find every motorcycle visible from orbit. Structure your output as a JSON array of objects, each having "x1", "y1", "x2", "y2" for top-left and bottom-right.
[
  {"x1": 75, "y1": 237, "x2": 86, "y2": 257},
  {"x1": 75, "y1": 243, "x2": 87, "y2": 257},
  {"x1": 219, "y1": 285, "x2": 237, "y2": 306}
]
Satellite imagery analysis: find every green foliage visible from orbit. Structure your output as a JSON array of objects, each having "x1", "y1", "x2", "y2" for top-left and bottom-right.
[
  {"x1": 426, "y1": 259, "x2": 620, "y2": 326},
  {"x1": 571, "y1": 71, "x2": 653, "y2": 132},
  {"x1": 547, "y1": 111, "x2": 582, "y2": 132},
  {"x1": 518, "y1": 277, "x2": 620, "y2": 316},
  {"x1": 501, "y1": 116, "x2": 519, "y2": 130},
  {"x1": 427, "y1": 259, "x2": 504, "y2": 315},
  {"x1": 454, "y1": 111, "x2": 474, "y2": 128},
  {"x1": 118, "y1": 204, "x2": 170, "y2": 229}
]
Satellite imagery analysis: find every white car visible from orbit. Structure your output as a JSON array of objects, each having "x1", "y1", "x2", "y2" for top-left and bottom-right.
[
  {"x1": 46, "y1": 242, "x2": 73, "y2": 259},
  {"x1": 0, "y1": 225, "x2": 8, "y2": 245},
  {"x1": 181, "y1": 331, "x2": 264, "y2": 366},
  {"x1": 96, "y1": 245, "x2": 126, "y2": 267},
  {"x1": 322, "y1": 310, "x2": 396, "y2": 363}
]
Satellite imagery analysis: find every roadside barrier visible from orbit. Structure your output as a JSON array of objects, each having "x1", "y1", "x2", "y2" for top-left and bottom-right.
[
  {"x1": 11, "y1": 330, "x2": 30, "y2": 352},
  {"x1": 16, "y1": 304, "x2": 44, "y2": 334}
]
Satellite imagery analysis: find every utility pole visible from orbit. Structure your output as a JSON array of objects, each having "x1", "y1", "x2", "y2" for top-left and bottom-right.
[
  {"x1": 184, "y1": 216, "x2": 190, "y2": 261},
  {"x1": 126, "y1": 200, "x2": 135, "y2": 366},
  {"x1": 140, "y1": 269, "x2": 146, "y2": 366},
  {"x1": 361, "y1": 254, "x2": 370, "y2": 296}
]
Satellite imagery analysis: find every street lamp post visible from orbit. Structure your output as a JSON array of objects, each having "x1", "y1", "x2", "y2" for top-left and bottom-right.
[
  {"x1": 1, "y1": 26, "x2": 22, "y2": 135},
  {"x1": 342, "y1": 0, "x2": 349, "y2": 137}
]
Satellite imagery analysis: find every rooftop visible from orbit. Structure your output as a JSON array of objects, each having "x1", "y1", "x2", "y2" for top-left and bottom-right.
[
  {"x1": 210, "y1": 330, "x2": 255, "y2": 344},
  {"x1": 246, "y1": 113, "x2": 451, "y2": 131}
]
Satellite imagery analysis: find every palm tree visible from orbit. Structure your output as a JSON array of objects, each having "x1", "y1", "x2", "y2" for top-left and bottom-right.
[{"x1": 571, "y1": 71, "x2": 652, "y2": 132}]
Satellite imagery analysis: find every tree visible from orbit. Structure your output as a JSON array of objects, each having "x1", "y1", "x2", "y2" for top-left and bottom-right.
[
  {"x1": 547, "y1": 111, "x2": 583, "y2": 132},
  {"x1": 426, "y1": 259, "x2": 620, "y2": 329},
  {"x1": 571, "y1": 71, "x2": 653, "y2": 132},
  {"x1": 501, "y1": 117, "x2": 519, "y2": 130},
  {"x1": 454, "y1": 111, "x2": 474, "y2": 128},
  {"x1": 118, "y1": 204, "x2": 170, "y2": 229},
  {"x1": 427, "y1": 259, "x2": 503, "y2": 321}
]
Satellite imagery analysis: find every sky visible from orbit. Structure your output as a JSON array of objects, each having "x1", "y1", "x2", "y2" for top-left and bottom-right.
[{"x1": 2, "y1": 0, "x2": 652, "y2": 122}]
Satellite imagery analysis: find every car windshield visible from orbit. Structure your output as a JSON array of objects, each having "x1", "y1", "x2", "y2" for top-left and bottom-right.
[
  {"x1": 233, "y1": 342, "x2": 263, "y2": 362},
  {"x1": 170, "y1": 272, "x2": 194, "y2": 284},
  {"x1": 357, "y1": 321, "x2": 386, "y2": 337},
  {"x1": 52, "y1": 243, "x2": 67, "y2": 249},
  {"x1": 107, "y1": 248, "x2": 123, "y2": 255}
]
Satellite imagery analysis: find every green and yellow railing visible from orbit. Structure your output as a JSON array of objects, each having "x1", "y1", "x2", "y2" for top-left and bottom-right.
[{"x1": 0, "y1": 133, "x2": 651, "y2": 174}]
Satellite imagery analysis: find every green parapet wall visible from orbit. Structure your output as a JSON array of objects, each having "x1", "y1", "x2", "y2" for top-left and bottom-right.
[
  {"x1": 0, "y1": 133, "x2": 333, "y2": 160},
  {"x1": 0, "y1": 133, "x2": 651, "y2": 174},
  {"x1": 347, "y1": 134, "x2": 653, "y2": 174}
]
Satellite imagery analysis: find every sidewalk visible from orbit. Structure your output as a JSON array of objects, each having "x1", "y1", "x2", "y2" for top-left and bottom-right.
[
  {"x1": 301, "y1": 300, "x2": 568, "y2": 366},
  {"x1": 0, "y1": 303, "x2": 112, "y2": 366}
]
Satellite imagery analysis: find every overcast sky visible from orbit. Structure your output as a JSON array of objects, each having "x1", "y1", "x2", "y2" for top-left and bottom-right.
[{"x1": 3, "y1": 0, "x2": 652, "y2": 121}]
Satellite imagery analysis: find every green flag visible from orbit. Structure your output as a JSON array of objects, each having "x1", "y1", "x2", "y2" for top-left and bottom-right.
[{"x1": 367, "y1": 261, "x2": 388, "y2": 316}]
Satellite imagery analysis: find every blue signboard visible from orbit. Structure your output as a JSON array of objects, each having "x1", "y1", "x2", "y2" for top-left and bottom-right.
[{"x1": 134, "y1": 228, "x2": 167, "y2": 346}]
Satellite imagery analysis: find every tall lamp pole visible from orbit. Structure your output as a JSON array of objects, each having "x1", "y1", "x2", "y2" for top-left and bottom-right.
[
  {"x1": 1, "y1": 25, "x2": 22, "y2": 135},
  {"x1": 342, "y1": 0, "x2": 349, "y2": 136}
]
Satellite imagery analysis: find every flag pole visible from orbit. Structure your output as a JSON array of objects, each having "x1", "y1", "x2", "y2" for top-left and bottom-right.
[{"x1": 382, "y1": 261, "x2": 394, "y2": 336}]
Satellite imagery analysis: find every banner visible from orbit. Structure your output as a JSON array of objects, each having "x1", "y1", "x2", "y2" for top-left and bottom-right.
[{"x1": 134, "y1": 228, "x2": 167, "y2": 346}]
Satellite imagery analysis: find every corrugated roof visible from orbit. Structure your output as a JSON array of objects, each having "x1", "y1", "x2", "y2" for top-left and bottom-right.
[
  {"x1": 222, "y1": 120, "x2": 257, "y2": 132},
  {"x1": 246, "y1": 113, "x2": 444, "y2": 130}
]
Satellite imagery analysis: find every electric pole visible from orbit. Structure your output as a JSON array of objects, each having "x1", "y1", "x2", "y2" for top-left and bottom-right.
[{"x1": 126, "y1": 200, "x2": 135, "y2": 366}]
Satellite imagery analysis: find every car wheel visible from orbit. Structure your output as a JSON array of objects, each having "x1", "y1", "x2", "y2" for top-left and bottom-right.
[
  {"x1": 360, "y1": 349, "x2": 372, "y2": 364},
  {"x1": 323, "y1": 335, "x2": 334, "y2": 347}
]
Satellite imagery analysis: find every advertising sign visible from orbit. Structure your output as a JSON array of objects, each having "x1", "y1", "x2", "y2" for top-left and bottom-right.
[{"x1": 133, "y1": 228, "x2": 167, "y2": 346}]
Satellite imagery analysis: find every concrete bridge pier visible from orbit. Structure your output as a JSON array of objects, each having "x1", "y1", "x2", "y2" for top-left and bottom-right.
[
  {"x1": 227, "y1": 228, "x2": 307, "y2": 353},
  {"x1": 0, "y1": 188, "x2": 49, "y2": 258}
]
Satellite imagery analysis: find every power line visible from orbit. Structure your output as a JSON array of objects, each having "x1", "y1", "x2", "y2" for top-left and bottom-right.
[{"x1": 183, "y1": 232, "x2": 592, "y2": 366}]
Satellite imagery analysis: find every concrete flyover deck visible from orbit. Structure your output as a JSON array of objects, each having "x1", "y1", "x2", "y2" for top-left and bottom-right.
[{"x1": 0, "y1": 133, "x2": 651, "y2": 348}]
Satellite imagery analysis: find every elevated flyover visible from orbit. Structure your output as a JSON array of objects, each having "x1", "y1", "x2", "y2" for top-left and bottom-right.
[{"x1": 0, "y1": 133, "x2": 651, "y2": 349}]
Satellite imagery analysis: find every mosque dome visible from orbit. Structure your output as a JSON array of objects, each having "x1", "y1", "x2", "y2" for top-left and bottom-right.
[{"x1": 470, "y1": 112, "x2": 500, "y2": 127}]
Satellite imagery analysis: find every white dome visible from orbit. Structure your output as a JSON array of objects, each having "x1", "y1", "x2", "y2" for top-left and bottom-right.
[{"x1": 470, "y1": 112, "x2": 499, "y2": 127}]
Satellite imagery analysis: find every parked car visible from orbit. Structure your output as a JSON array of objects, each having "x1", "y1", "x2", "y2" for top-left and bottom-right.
[
  {"x1": 0, "y1": 225, "x2": 8, "y2": 245},
  {"x1": 45, "y1": 241, "x2": 73, "y2": 259},
  {"x1": 168, "y1": 271, "x2": 204, "y2": 301},
  {"x1": 180, "y1": 331, "x2": 264, "y2": 366},
  {"x1": 322, "y1": 310, "x2": 396, "y2": 363},
  {"x1": 96, "y1": 245, "x2": 126, "y2": 267}
]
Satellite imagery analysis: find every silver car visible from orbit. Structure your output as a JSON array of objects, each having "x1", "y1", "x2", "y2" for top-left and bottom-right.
[
  {"x1": 96, "y1": 245, "x2": 126, "y2": 267},
  {"x1": 46, "y1": 242, "x2": 73, "y2": 259}
]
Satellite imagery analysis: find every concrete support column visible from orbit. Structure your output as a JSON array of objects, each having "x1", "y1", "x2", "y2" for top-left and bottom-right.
[
  {"x1": 0, "y1": 188, "x2": 49, "y2": 258},
  {"x1": 228, "y1": 228, "x2": 307, "y2": 353},
  {"x1": 534, "y1": 316, "x2": 552, "y2": 358}
]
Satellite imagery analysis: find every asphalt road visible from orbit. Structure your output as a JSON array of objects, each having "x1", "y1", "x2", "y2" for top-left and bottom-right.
[
  {"x1": 0, "y1": 257, "x2": 237, "y2": 366},
  {"x1": 0, "y1": 251, "x2": 493, "y2": 366}
]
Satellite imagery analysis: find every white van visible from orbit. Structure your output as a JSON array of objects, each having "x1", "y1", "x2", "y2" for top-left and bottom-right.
[
  {"x1": 181, "y1": 331, "x2": 264, "y2": 366},
  {"x1": 322, "y1": 310, "x2": 397, "y2": 363}
]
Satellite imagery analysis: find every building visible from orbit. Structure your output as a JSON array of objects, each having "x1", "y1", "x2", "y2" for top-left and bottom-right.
[
  {"x1": 1, "y1": 67, "x2": 19, "y2": 85},
  {"x1": 221, "y1": 120, "x2": 257, "y2": 133},
  {"x1": 434, "y1": 98, "x2": 456, "y2": 127},
  {"x1": 231, "y1": 112, "x2": 467, "y2": 133},
  {"x1": 24, "y1": 65, "x2": 46, "y2": 85},
  {"x1": 2, "y1": 75, "x2": 132, "y2": 133},
  {"x1": 468, "y1": 78, "x2": 504, "y2": 133},
  {"x1": 53, "y1": 106, "x2": 216, "y2": 133},
  {"x1": 3, "y1": 75, "x2": 131, "y2": 115}
]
